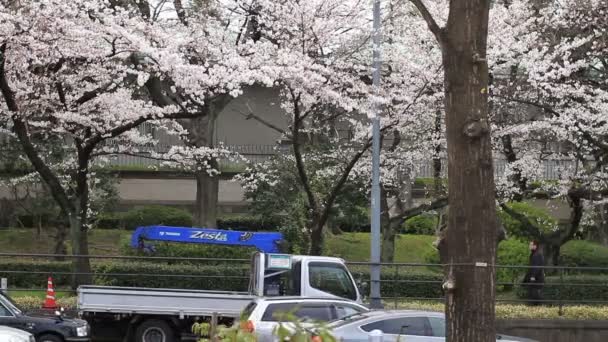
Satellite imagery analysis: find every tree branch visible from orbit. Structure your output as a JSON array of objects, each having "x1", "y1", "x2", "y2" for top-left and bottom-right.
[
  {"x1": 390, "y1": 197, "x2": 448, "y2": 226},
  {"x1": 237, "y1": 102, "x2": 288, "y2": 135},
  {"x1": 409, "y1": 0, "x2": 445, "y2": 45},
  {"x1": 290, "y1": 89, "x2": 318, "y2": 214},
  {"x1": 0, "y1": 43, "x2": 75, "y2": 215}
]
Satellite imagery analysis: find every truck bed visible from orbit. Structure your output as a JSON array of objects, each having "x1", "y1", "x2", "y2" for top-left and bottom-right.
[{"x1": 78, "y1": 285, "x2": 254, "y2": 318}]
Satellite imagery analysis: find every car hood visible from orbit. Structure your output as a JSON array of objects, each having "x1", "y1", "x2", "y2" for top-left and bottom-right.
[
  {"x1": 21, "y1": 313, "x2": 87, "y2": 327},
  {"x1": 0, "y1": 325, "x2": 33, "y2": 337}
]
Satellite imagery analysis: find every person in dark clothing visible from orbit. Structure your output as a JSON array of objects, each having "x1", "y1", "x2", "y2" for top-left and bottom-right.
[{"x1": 523, "y1": 240, "x2": 545, "y2": 306}]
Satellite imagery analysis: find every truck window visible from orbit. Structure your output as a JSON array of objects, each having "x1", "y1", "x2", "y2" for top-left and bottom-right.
[{"x1": 308, "y1": 262, "x2": 357, "y2": 300}]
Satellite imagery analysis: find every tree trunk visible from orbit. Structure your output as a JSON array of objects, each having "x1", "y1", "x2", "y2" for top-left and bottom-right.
[
  {"x1": 309, "y1": 218, "x2": 324, "y2": 256},
  {"x1": 194, "y1": 165, "x2": 219, "y2": 228},
  {"x1": 381, "y1": 185, "x2": 394, "y2": 263},
  {"x1": 441, "y1": 1, "x2": 497, "y2": 341},
  {"x1": 69, "y1": 214, "x2": 92, "y2": 288},
  {"x1": 185, "y1": 112, "x2": 220, "y2": 228}
]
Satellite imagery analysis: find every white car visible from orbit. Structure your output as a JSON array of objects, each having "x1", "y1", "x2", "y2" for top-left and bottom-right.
[
  {"x1": 0, "y1": 326, "x2": 35, "y2": 342},
  {"x1": 241, "y1": 297, "x2": 369, "y2": 341},
  {"x1": 325, "y1": 310, "x2": 538, "y2": 342}
]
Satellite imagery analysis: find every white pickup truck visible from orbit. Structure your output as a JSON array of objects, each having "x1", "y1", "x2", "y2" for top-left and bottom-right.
[{"x1": 78, "y1": 252, "x2": 363, "y2": 342}]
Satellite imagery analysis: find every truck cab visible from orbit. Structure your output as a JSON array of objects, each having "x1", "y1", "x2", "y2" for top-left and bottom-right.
[{"x1": 250, "y1": 253, "x2": 361, "y2": 302}]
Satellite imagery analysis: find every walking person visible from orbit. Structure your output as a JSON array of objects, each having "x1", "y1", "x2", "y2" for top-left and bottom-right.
[{"x1": 523, "y1": 240, "x2": 545, "y2": 306}]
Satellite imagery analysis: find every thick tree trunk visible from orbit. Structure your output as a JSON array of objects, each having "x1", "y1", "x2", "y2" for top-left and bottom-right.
[
  {"x1": 186, "y1": 113, "x2": 220, "y2": 228},
  {"x1": 194, "y1": 166, "x2": 219, "y2": 228},
  {"x1": 441, "y1": 1, "x2": 497, "y2": 341}
]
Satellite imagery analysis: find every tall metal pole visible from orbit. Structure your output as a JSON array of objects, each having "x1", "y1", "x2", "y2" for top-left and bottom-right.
[{"x1": 369, "y1": 0, "x2": 383, "y2": 309}]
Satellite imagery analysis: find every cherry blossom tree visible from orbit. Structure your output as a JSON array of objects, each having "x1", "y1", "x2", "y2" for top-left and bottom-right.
[
  {"x1": 489, "y1": 0, "x2": 608, "y2": 264},
  {"x1": 0, "y1": 0, "x2": 272, "y2": 285}
]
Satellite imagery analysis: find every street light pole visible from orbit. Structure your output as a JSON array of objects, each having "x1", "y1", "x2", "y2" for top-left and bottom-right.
[{"x1": 369, "y1": 0, "x2": 383, "y2": 309}]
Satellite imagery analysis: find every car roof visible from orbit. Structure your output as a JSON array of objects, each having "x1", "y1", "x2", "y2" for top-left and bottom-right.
[{"x1": 327, "y1": 309, "x2": 444, "y2": 327}]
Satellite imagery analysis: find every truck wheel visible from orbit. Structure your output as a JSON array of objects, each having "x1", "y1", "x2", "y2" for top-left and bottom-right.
[
  {"x1": 38, "y1": 334, "x2": 63, "y2": 342},
  {"x1": 135, "y1": 319, "x2": 175, "y2": 342}
]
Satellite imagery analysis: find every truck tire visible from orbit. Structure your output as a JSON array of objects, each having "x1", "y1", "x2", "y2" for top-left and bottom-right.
[
  {"x1": 135, "y1": 319, "x2": 175, "y2": 342},
  {"x1": 37, "y1": 334, "x2": 63, "y2": 342}
]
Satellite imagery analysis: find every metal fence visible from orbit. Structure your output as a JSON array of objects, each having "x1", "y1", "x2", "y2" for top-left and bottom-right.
[{"x1": 1, "y1": 253, "x2": 607, "y2": 314}]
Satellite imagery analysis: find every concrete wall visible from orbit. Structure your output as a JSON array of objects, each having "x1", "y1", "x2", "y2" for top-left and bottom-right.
[{"x1": 496, "y1": 319, "x2": 608, "y2": 342}]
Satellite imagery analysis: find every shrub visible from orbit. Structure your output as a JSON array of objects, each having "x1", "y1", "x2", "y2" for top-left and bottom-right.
[
  {"x1": 498, "y1": 202, "x2": 558, "y2": 239},
  {"x1": 94, "y1": 212, "x2": 123, "y2": 229},
  {"x1": 516, "y1": 274, "x2": 608, "y2": 303},
  {"x1": 560, "y1": 240, "x2": 608, "y2": 269},
  {"x1": 423, "y1": 238, "x2": 530, "y2": 289},
  {"x1": 217, "y1": 215, "x2": 282, "y2": 232},
  {"x1": 117, "y1": 205, "x2": 193, "y2": 230},
  {"x1": 119, "y1": 234, "x2": 257, "y2": 260},
  {"x1": 403, "y1": 214, "x2": 437, "y2": 235},
  {"x1": 2, "y1": 259, "x2": 443, "y2": 299},
  {"x1": 350, "y1": 267, "x2": 443, "y2": 299},
  {"x1": 497, "y1": 239, "x2": 530, "y2": 288}
]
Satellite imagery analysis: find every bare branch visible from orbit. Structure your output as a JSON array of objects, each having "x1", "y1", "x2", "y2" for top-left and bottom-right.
[
  {"x1": 409, "y1": 0, "x2": 445, "y2": 45},
  {"x1": 390, "y1": 197, "x2": 448, "y2": 226},
  {"x1": 237, "y1": 102, "x2": 288, "y2": 135}
]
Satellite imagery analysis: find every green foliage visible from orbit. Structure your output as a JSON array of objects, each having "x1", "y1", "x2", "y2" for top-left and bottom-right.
[
  {"x1": 350, "y1": 267, "x2": 443, "y2": 299},
  {"x1": 0, "y1": 259, "x2": 250, "y2": 291},
  {"x1": 403, "y1": 214, "x2": 437, "y2": 235},
  {"x1": 238, "y1": 154, "x2": 368, "y2": 252},
  {"x1": 325, "y1": 233, "x2": 436, "y2": 263},
  {"x1": 560, "y1": 240, "x2": 608, "y2": 269},
  {"x1": 516, "y1": 274, "x2": 608, "y2": 302},
  {"x1": 496, "y1": 239, "x2": 530, "y2": 288},
  {"x1": 119, "y1": 234, "x2": 256, "y2": 260},
  {"x1": 217, "y1": 215, "x2": 282, "y2": 232},
  {"x1": 95, "y1": 205, "x2": 193, "y2": 230},
  {"x1": 423, "y1": 238, "x2": 530, "y2": 289},
  {"x1": 498, "y1": 202, "x2": 559, "y2": 240}
]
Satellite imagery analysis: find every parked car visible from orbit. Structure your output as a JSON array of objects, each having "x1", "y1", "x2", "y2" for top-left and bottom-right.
[
  {"x1": 0, "y1": 326, "x2": 35, "y2": 342},
  {"x1": 241, "y1": 297, "x2": 370, "y2": 341},
  {"x1": 325, "y1": 310, "x2": 538, "y2": 342},
  {"x1": 0, "y1": 292, "x2": 90, "y2": 342}
]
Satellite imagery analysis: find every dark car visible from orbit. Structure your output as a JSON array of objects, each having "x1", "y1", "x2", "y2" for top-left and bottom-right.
[{"x1": 0, "y1": 292, "x2": 90, "y2": 342}]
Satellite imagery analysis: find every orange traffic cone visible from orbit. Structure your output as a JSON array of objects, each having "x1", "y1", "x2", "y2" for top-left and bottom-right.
[{"x1": 42, "y1": 276, "x2": 57, "y2": 309}]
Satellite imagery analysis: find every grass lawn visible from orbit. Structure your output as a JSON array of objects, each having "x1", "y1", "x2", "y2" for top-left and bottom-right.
[
  {"x1": 0, "y1": 228, "x2": 130, "y2": 255},
  {"x1": 325, "y1": 232, "x2": 436, "y2": 263},
  {"x1": 0, "y1": 228, "x2": 435, "y2": 263}
]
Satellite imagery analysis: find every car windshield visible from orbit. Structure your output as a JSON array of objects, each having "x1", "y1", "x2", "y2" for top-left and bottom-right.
[
  {"x1": 328, "y1": 312, "x2": 372, "y2": 329},
  {"x1": 1, "y1": 294, "x2": 23, "y2": 315}
]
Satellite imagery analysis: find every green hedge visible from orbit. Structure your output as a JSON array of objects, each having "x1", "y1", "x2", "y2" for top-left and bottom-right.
[
  {"x1": 0, "y1": 259, "x2": 443, "y2": 299},
  {"x1": 96, "y1": 209, "x2": 280, "y2": 232},
  {"x1": 423, "y1": 238, "x2": 530, "y2": 288},
  {"x1": 95, "y1": 205, "x2": 193, "y2": 230},
  {"x1": 560, "y1": 240, "x2": 608, "y2": 269},
  {"x1": 516, "y1": 274, "x2": 608, "y2": 302},
  {"x1": 217, "y1": 215, "x2": 282, "y2": 232},
  {"x1": 119, "y1": 234, "x2": 257, "y2": 260},
  {"x1": 0, "y1": 259, "x2": 250, "y2": 291}
]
